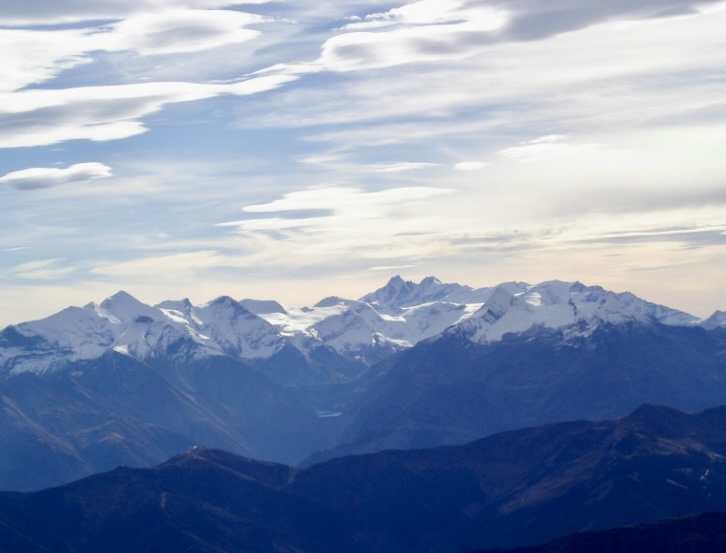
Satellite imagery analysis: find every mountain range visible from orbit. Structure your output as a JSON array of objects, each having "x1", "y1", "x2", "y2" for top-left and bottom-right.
[
  {"x1": 1, "y1": 276, "x2": 724, "y2": 490},
  {"x1": 0, "y1": 404, "x2": 723, "y2": 552}
]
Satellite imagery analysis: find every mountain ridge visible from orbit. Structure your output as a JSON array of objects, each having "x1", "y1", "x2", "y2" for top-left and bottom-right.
[
  {"x1": 0, "y1": 404, "x2": 723, "y2": 553},
  {"x1": 1, "y1": 276, "x2": 718, "y2": 379}
]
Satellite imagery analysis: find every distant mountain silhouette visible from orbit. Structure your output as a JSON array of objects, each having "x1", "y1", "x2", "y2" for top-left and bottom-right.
[{"x1": 0, "y1": 404, "x2": 723, "y2": 552}]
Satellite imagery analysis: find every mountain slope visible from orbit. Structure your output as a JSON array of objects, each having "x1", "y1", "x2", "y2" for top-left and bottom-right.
[
  {"x1": 1, "y1": 276, "x2": 724, "y2": 490},
  {"x1": 0, "y1": 405, "x2": 723, "y2": 553},
  {"x1": 312, "y1": 319, "x2": 726, "y2": 462},
  {"x1": 0, "y1": 350, "x2": 326, "y2": 491},
  {"x1": 474, "y1": 511, "x2": 726, "y2": 553}
]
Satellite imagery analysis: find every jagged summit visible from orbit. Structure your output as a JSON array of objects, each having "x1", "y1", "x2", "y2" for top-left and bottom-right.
[
  {"x1": 360, "y1": 275, "x2": 418, "y2": 308},
  {"x1": 359, "y1": 275, "x2": 480, "y2": 309},
  {"x1": 96, "y1": 290, "x2": 158, "y2": 322},
  {"x1": 156, "y1": 297, "x2": 194, "y2": 311}
]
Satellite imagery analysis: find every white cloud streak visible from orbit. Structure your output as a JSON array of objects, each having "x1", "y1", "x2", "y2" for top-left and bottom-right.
[
  {"x1": 0, "y1": 0, "x2": 269, "y2": 25},
  {"x1": 94, "y1": 9, "x2": 265, "y2": 56},
  {"x1": 454, "y1": 162, "x2": 489, "y2": 171},
  {"x1": 0, "y1": 75, "x2": 297, "y2": 148},
  {"x1": 12, "y1": 259, "x2": 75, "y2": 280},
  {"x1": 218, "y1": 186, "x2": 455, "y2": 260},
  {"x1": 0, "y1": 163, "x2": 112, "y2": 190},
  {"x1": 372, "y1": 162, "x2": 439, "y2": 173}
]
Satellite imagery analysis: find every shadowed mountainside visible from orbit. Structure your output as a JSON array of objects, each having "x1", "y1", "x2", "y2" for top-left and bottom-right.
[
  {"x1": 0, "y1": 404, "x2": 723, "y2": 553},
  {"x1": 473, "y1": 511, "x2": 726, "y2": 553}
]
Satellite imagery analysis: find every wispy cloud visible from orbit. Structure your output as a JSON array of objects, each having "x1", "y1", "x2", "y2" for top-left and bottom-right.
[
  {"x1": 0, "y1": 0, "x2": 269, "y2": 25},
  {"x1": 454, "y1": 161, "x2": 489, "y2": 171},
  {"x1": 0, "y1": 163, "x2": 112, "y2": 190},
  {"x1": 229, "y1": 185, "x2": 451, "y2": 218},
  {"x1": 217, "y1": 185, "x2": 455, "y2": 261},
  {"x1": 92, "y1": 9, "x2": 265, "y2": 56},
  {"x1": 12, "y1": 259, "x2": 75, "y2": 280},
  {"x1": 497, "y1": 135, "x2": 604, "y2": 163},
  {"x1": 372, "y1": 162, "x2": 439, "y2": 173},
  {"x1": 0, "y1": 75, "x2": 296, "y2": 148}
]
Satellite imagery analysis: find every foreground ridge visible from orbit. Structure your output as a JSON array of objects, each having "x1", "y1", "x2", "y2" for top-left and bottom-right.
[
  {"x1": 0, "y1": 404, "x2": 723, "y2": 553},
  {"x1": 472, "y1": 512, "x2": 726, "y2": 553}
]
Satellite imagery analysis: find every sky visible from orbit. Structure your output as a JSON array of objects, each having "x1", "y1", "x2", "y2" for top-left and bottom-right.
[{"x1": 1, "y1": 0, "x2": 725, "y2": 327}]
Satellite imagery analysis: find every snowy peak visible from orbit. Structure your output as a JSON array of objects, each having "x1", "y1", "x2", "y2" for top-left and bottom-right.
[
  {"x1": 314, "y1": 296, "x2": 346, "y2": 308},
  {"x1": 2, "y1": 306, "x2": 115, "y2": 373},
  {"x1": 701, "y1": 310, "x2": 726, "y2": 331},
  {"x1": 360, "y1": 275, "x2": 484, "y2": 309},
  {"x1": 195, "y1": 296, "x2": 285, "y2": 359},
  {"x1": 360, "y1": 275, "x2": 418, "y2": 309},
  {"x1": 156, "y1": 298, "x2": 201, "y2": 326},
  {"x1": 455, "y1": 280, "x2": 699, "y2": 345},
  {"x1": 479, "y1": 285, "x2": 517, "y2": 321},
  {"x1": 96, "y1": 290, "x2": 159, "y2": 323}
]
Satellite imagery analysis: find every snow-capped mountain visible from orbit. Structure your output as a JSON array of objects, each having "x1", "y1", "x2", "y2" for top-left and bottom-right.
[
  {"x1": 359, "y1": 275, "x2": 494, "y2": 309},
  {"x1": 0, "y1": 292, "x2": 280, "y2": 376},
  {"x1": 450, "y1": 280, "x2": 701, "y2": 344},
  {"x1": 0, "y1": 277, "x2": 715, "y2": 378},
  {"x1": 701, "y1": 310, "x2": 726, "y2": 331}
]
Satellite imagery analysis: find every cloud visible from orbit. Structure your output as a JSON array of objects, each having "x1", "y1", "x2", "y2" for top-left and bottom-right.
[
  {"x1": 240, "y1": 2, "x2": 726, "y2": 147},
  {"x1": 318, "y1": 19, "x2": 504, "y2": 72},
  {"x1": 95, "y1": 9, "x2": 265, "y2": 56},
  {"x1": 0, "y1": 0, "x2": 268, "y2": 25},
  {"x1": 372, "y1": 162, "x2": 439, "y2": 173},
  {"x1": 0, "y1": 6, "x2": 282, "y2": 148},
  {"x1": 0, "y1": 7, "x2": 270, "y2": 93},
  {"x1": 454, "y1": 161, "x2": 489, "y2": 171},
  {"x1": 0, "y1": 163, "x2": 112, "y2": 190},
  {"x1": 217, "y1": 185, "x2": 455, "y2": 259},
  {"x1": 369, "y1": 264, "x2": 419, "y2": 272},
  {"x1": 297, "y1": 0, "x2": 725, "y2": 73},
  {"x1": 238, "y1": 185, "x2": 451, "y2": 214},
  {"x1": 12, "y1": 259, "x2": 75, "y2": 280},
  {"x1": 90, "y1": 250, "x2": 232, "y2": 279},
  {"x1": 0, "y1": 75, "x2": 297, "y2": 148},
  {"x1": 496, "y1": 135, "x2": 607, "y2": 163},
  {"x1": 0, "y1": 28, "x2": 93, "y2": 93},
  {"x1": 342, "y1": 0, "x2": 509, "y2": 31},
  {"x1": 497, "y1": 0, "x2": 719, "y2": 41}
]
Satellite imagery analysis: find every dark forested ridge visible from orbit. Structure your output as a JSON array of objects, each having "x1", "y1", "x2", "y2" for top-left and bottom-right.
[
  {"x1": 0, "y1": 404, "x2": 723, "y2": 553},
  {"x1": 472, "y1": 511, "x2": 726, "y2": 553}
]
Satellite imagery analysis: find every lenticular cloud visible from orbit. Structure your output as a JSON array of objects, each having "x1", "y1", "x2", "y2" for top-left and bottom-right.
[{"x1": 0, "y1": 162, "x2": 112, "y2": 190}]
